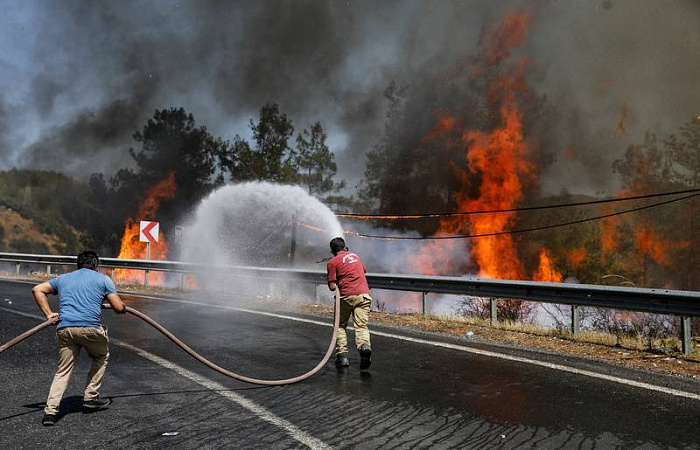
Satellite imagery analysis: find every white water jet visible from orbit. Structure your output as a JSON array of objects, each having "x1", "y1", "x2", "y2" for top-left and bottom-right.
[{"x1": 181, "y1": 182, "x2": 342, "y2": 269}]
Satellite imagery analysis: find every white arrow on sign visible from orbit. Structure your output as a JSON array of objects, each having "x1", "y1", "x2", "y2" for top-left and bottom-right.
[{"x1": 139, "y1": 221, "x2": 160, "y2": 243}]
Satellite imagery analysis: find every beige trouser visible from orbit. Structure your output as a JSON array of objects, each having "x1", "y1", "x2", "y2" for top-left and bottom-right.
[
  {"x1": 44, "y1": 326, "x2": 110, "y2": 415},
  {"x1": 336, "y1": 294, "x2": 371, "y2": 355}
]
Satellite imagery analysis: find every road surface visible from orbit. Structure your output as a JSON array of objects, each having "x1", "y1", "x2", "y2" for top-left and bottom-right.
[{"x1": 0, "y1": 279, "x2": 699, "y2": 449}]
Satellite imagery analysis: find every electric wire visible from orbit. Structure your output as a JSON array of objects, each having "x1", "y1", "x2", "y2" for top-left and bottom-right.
[
  {"x1": 343, "y1": 192, "x2": 700, "y2": 241},
  {"x1": 334, "y1": 188, "x2": 700, "y2": 220}
]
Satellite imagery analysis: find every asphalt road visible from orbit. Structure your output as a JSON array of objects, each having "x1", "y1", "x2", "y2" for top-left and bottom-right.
[{"x1": 1, "y1": 278, "x2": 700, "y2": 449}]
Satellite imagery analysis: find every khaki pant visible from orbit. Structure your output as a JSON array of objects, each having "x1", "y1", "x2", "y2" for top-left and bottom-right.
[
  {"x1": 44, "y1": 326, "x2": 110, "y2": 415},
  {"x1": 336, "y1": 294, "x2": 371, "y2": 355}
]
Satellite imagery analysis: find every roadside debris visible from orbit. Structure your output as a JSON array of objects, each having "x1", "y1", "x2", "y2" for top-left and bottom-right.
[{"x1": 161, "y1": 431, "x2": 179, "y2": 436}]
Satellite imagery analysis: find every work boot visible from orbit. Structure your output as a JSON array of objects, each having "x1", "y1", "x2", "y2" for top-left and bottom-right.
[
  {"x1": 358, "y1": 343, "x2": 372, "y2": 370},
  {"x1": 83, "y1": 396, "x2": 111, "y2": 410},
  {"x1": 335, "y1": 354, "x2": 349, "y2": 367},
  {"x1": 42, "y1": 414, "x2": 57, "y2": 426}
]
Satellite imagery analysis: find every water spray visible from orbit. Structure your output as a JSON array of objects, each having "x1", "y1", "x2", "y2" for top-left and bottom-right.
[
  {"x1": 2, "y1": 182, "x2": 346, "y2": 385},
  {"x1": 0, "y1": 289, "x2": 340, "y2": 386}
]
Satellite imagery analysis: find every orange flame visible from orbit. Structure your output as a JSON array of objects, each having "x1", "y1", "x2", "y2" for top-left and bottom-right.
[
  {"x1": 476, "y1": 11, "x2": 533, "y2": 71},
  {"x1": 565, "y1": 247, "x2": 587, "y2": 270},
  {"x1": 422, "y1": 111, "x2": 456, "y2": 145},
  {"x1": 533, "y1": 249, "x2": 563, "y2": 282},
  {"x1": 600, "y1": 215, "x2": 620, "y2": 260},
  {"x1": 412, "y1": 10, "x2": 555, "y2": 281},
  {"x1": 183, "y1": 273, "x2": 199, "y2": 290},
  {"x1": 115, "y1": 172, "x2": 176, "y2": 284},
  {"x1": 634, "y1": 226, "x2": 670, "y2": 265}
]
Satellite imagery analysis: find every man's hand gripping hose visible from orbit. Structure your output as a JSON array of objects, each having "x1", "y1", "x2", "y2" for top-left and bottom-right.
[{"x1": 0, "y1": 290, "x2": 341, "y2": 386}]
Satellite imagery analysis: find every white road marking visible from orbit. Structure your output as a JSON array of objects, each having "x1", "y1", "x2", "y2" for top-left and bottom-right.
[
  {"x1": 3, "y1": 279, "x2": 700, "y2": 401},
  {"x1": 0, "y1": 305, "x2": 330, "y2": 450},
  {"x1": 126, "y1": 294, "x2": 700, "y2": 402},
  {"x1": 113, "y1": 340, "x2": 331, "y2": 450}
]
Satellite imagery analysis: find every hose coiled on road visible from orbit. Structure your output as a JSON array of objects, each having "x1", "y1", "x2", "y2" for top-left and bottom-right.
[{"x1": 0, "y1": 290, "x2": 340, "y2": 386}]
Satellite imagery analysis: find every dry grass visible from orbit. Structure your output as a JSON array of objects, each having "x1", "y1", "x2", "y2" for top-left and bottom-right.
[{"x1": 301, "y1": 307, "x2": 700, "y2": 378}]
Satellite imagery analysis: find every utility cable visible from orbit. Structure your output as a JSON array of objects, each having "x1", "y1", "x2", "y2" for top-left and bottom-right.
[
  {"x1": 343, "y1": 192, "x2": 700, "y2": 241},
  {"x1": 334, "y1": 188, "x2": 700, "y2": 220},
  {"x1": 0, "y1": 291, "x2": 341, "y2": 386}
]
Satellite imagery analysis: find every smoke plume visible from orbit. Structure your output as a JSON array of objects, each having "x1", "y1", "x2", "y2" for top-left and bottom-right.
[{"x1": 0, "y1": 0, "x2": 697, "y2": 195}]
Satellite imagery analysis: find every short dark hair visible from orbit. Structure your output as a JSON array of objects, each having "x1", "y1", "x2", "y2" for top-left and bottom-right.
[
  {"x1": 330, "y1": 237, "x2": 346, "y2": 255},
  {"x1": 77, "y1": 250, "x2": 100, "y2": 270}
]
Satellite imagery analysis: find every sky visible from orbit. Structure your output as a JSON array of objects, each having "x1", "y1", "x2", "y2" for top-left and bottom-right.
[{"x1": 0, "y1": 0, "x2": 698, "y2": 196}]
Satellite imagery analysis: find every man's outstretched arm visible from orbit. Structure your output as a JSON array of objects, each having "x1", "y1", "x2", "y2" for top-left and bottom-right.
[{"x1": 32, "y1": 282, "x2": 58, "y2": 321}]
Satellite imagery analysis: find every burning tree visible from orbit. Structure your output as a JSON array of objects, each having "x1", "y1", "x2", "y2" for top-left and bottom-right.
[
  {"x1": 115, "y1": 172, "x2": 175, "y2": 284},
  {"x1": 363, "y1": 10, "x2": 561, "y2": 286},
  {"x1": 609, "y1": 120, "x2": 700, "y2": 290},
  {"x1": 112, "y1": 107, "x2": 228, "y2": 217}
]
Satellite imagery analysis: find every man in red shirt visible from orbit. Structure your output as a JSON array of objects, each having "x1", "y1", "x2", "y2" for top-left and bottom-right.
[{"x1": 326, "y1": 237, "x2": 372, "y2": 370}]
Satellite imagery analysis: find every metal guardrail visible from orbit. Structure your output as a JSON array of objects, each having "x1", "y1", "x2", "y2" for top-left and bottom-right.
[{"x1": 1, "y1": 252, "x2": 698, "y2": 354}]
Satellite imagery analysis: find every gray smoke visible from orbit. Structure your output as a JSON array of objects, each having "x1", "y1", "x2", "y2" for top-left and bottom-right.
[
  {"x1": 0, "y1": 94, "x2": 9, "y2": 167},
  {"x1": 0, "y1": 0, "x2": 698, "y2": 194}
]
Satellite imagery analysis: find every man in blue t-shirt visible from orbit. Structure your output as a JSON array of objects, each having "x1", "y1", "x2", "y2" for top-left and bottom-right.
[{"x1": 32, "y1": 250, "x2": 126, "y2": 426}]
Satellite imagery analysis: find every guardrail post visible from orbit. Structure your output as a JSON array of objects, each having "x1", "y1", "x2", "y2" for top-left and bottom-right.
[
  {"x1": 571, "y1": 305, "x2": 581, "y2": 335},
  {"x1": 179, "y1": 273, "x2": 185, "y2": 290},
  {"x1": 47, "y1": 265, "x2": 51, "y2": 276},
  {"x1": 681, "y1": 316, "x2": 692, "y2": 356},
  {"x1": 490, "y1": 298, "x2": 498, "y2": 325},
  {"x1": 111, "y1": 268, "x2": 116, "y2": 280},
  {"x1": 144, "y1": 270, "x2": 149, "y2": 286},
  {"x1": 15, "y1": 263, "x2": 20, "y2": 276},
  {"x1": 421, "y1": 292, "x2": 428, "y2": 315}
]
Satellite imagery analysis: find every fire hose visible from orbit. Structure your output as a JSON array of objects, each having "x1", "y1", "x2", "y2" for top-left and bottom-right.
[{"x1": 0, "y1": 290, "x2": 340, "y2": 386}]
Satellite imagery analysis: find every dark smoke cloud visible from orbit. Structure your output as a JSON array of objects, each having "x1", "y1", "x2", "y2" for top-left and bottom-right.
[
  {"x1": 23, "y1": 94, "x2": 154, "y2": 175},
  {"x1": 1, "y1": 0, "x2": 699, "y2": 196}
]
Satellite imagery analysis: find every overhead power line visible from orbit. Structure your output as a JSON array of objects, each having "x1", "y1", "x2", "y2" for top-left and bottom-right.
[
  {"x1": 334, "y1": 188, "x2": 700, "y2": 220},
  {"x1": 343, "y1": 192, "x2": 700, "y2": 241}
]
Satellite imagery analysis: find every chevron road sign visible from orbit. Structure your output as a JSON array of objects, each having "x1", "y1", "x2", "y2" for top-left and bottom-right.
[{"x1": 139, "y1": 221, "x2": 160, "y2": 243}]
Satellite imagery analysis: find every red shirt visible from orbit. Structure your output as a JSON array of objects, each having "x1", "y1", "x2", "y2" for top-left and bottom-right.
[{"x1": 327, "y1": 251, "x2": 370, "y2": 296}]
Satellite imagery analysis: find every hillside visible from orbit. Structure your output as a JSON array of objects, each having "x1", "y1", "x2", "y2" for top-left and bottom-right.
[
  {"x1": 0, "y1": 170, "x2": 86, "y2": 254},
  {"x1": 0, "y1": 206, "x2": 79, "y2": 254}
]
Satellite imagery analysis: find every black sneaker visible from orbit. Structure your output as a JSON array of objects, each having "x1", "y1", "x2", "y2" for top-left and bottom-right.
[
  {"x1": 358, "y1": 344, "x2": 372, "y2": 370},
  {"x1": 83, "y1": 396, "x2": 111, "y2": 409},
  {"x1": 42, "y1": 414, "x2": 57, "y2": 426},
  {"x1": 335, "y1": 354, "x2": 350, "y2": 367}
]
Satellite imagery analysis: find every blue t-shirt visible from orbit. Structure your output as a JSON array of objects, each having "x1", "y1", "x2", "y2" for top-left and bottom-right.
[{"x1": 49, "y1": 268, "x2": 117, "y2": 329}]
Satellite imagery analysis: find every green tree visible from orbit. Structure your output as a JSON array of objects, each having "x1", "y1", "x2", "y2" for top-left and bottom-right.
[
  {"x1": 0, "y1": 169, "x2": 85, "y2": 253},
  {"x1": 610, "y1": 122, "x2": 700, "y2": 289},
  {"x1": 226, "y1": 103, "x2": 297, "y2": 183},
  {"x1": 82, "y1": 173, "x2": 122, "y2": 254},
  {"x1": 252, "y1": 103, "x2": 295, "y2": 182},
  {"x1": 112, "y1": 107, "x2": 228, "y2": 216},
  {"x1": 109, "y1": 108, "x2": 230, "y2": 239},
  {"x1": 612, "y1": 132, "x2": 675, "y2": 193},
  {"x1": 294, "y1": 122, "x2": 345, "y2": 196}
]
